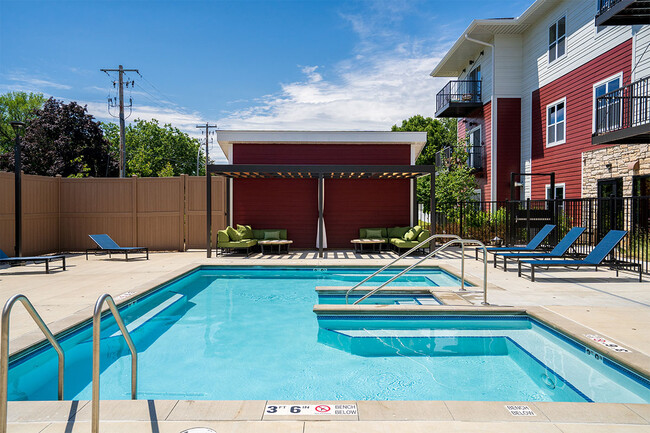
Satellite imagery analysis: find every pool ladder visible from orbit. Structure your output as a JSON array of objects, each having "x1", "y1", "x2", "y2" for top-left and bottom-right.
[
  {"x1": 345, "y1": 234, "x2": 489, "y2": 305},
  {"x1": 0, "y1": 294, "x2": 65, "y2": 433},
  {"x1": 0, "y1": 293, "x2": 137, "y2": 433}
]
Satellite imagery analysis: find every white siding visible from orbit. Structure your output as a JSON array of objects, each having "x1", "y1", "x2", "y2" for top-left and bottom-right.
[
  {"x1": 633, "y1": 25, "x2": 650, "y2": 81},
  {"x1": 459, "y1": 45, "x2": 493, "y2": 104},
  {"x1": 519, "y1": 0, "x2": 635, "y2": 198},
  {"x1": 494, "y1": 35, "x2": 523, "y2": 98}
]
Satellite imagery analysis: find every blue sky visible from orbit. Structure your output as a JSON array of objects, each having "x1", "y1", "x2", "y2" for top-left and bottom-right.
[{"x1": 0, "y1": 0, "x2": 529, "y2": 161}]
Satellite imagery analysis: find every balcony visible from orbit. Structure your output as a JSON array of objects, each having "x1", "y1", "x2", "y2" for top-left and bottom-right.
[
  {"x1": 435, "y1": 145, "x2": 484, "y2": 171},
  {"x1": 592, "y1": 76, "x2": 650, "y2": 145},
  {"x1": 595, "y1": 0, "x2": 650, "y2": 26},
  {"x1": 435, "y1": 80, "x2": 482, "y2": 118}
]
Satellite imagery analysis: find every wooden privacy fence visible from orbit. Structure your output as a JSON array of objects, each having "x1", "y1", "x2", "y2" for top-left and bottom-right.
[{"x1": 0, "y1": 172, "x2": 226, "y2": 256}]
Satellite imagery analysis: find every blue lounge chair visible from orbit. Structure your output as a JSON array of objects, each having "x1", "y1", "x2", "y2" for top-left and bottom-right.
[
  {"x1": 496, "y1": 227, "x2": 586, "y2": 271},
  {"x1": 476, "y1": 224, "x2": 555, "y2": 261},
  {"x1": 518, "y1": 230, "x2": 641, "y2": 282},
  {"x1": 0, "y1": 249, "x2": 66, "y2": 274},
  {"x1": 86, "y1": 234, "x2": 149, "y2": 261}
]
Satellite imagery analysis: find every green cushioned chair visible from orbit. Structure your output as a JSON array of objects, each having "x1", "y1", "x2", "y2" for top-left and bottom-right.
[
  {"x1": 390, "y1": 227, "x2": 431, "y2": 255},
  {"x1": 217, "y1": 226, "x2": 258, "y2": 256},
  {"x1": 359, "y1": 227, "x2": 388, "y2": 243},
  {"x1": 252, "y1": 229, "x2": 288, "y2": 240}
]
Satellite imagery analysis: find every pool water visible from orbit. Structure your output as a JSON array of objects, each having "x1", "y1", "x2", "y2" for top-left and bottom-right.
[
  {"x1": 7, "y1": 266, "x2": 650, "y2": 403},
  {"x1": 318, "y1": 293, "x2": 441, "y2": 305}
]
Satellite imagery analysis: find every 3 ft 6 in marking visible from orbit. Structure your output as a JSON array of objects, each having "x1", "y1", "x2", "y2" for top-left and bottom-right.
[{"x1": 265, "y1": 404, "x2": 357, "y2": 416}]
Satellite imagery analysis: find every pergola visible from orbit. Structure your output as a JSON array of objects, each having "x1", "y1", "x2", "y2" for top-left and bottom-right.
[{"x1": 206, "y1": 164, "x2": 436, "y2": 257}]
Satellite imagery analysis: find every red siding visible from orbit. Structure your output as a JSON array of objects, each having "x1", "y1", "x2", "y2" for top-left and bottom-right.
[
  {"x1": 233, "y1": 143, "x2": 410, "y2": 164},
  {"x1": 325, "y1": 179, "x2": 410, "y2": 248},
  {"x1": 232, "y1": 143, "x2": 411, "y2": 248},
  {"x1": 458, "y1": 101, "x2": 491, "y2": 200},
  {"x1": 496, "y1": 98, "x2": 521, "y2": 201},
  {"x1": 530, "y1": 38, "x2": 632, "y2": 199},
  {"x1": 234, "y1": 179, "x2": 317, "y2": 248}
]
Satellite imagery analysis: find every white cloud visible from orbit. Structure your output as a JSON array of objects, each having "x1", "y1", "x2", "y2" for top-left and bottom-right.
[
  {"x1": 218, "y1": 49, "x2": 448, "y2": 131},
  {"x1": 7, "y1": 75, "x2": 71, "y2": 90},
  {"x1": 218, "y1": 4, "x2": 451, "y2": 131}
]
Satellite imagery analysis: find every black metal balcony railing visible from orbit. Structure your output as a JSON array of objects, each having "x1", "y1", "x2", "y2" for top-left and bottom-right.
[
  {"x1": 435, "y1": 145, "x2": 484, "y2": 171},
  {"x1": 593, "y1": 76, "x2": 650, "y2": 144},
  {"x1": 597, "y1": 0, "x2": 625, "y2": 17},
  {"x1": 435, "y1": 80, "x2": 482, "y2": 118},
  {"x1": 595, "y1": 0, "x2": 650, "y2": 26}
]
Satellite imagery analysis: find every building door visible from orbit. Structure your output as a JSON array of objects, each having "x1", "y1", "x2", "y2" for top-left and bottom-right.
[{"x1": 597, "y1": 178, "x2": 623, "y2": 240}]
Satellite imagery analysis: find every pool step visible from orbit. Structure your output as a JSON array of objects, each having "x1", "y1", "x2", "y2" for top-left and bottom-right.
[{"x1": 110, "y1": 293, "x2": 185, "y2": 337}]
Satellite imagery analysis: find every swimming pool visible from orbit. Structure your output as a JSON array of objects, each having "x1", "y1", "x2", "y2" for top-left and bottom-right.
[{"x1": 7, "y1": 266, "x2": 650, "y2": 403}]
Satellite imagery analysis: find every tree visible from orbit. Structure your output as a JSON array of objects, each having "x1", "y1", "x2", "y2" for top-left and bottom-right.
[
  {"x1": 391, "y1": 115, "x2": 457, "y2": 165},
  {"x1": 392, "y1": 115, "x2": 461, "y2": 212},
  {"x1": 0, "y1": 92, "x2": 46, "y2": 154},
  {"x1": 0, "y1": 98, "x2": 117, "y2": 177},
  {"x1": 102, "y1": 119, "x2": 204, "y2": 177}
]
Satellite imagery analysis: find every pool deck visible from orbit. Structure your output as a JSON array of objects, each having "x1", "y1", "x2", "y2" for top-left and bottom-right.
[{"x1": 1, "y1": 248, "x2": 649, "y2": 432}]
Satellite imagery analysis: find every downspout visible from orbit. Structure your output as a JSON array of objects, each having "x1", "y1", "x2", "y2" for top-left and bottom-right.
[{"x1": 464, "y1": 34, "x2": 497, "y2": 203}]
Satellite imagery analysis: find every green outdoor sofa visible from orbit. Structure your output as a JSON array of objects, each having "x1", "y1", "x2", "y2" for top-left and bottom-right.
[
  {"x1": 358, "y1": 226, "x2": 431, "y2": 254},
  {"x1": 217, "y1": 225, "x2": 288, "y2": 255}
]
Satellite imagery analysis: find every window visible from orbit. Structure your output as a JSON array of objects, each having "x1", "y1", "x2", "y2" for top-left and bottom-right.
[
  {"x1": 546, "y1": 98, "x2": 566, "y2": 147},
  {"x1": 545, "y1": 183, "x2": 565, "y2": 211},
  {"x1": 549, "y1": 16, "x2": 566, "y2": 64},
  {"x1": 593, "y1": 73, "x2": 622, "y2": 133},
  {"x1": 467, "y1": 126, "x2": 481, "y2": 169}
]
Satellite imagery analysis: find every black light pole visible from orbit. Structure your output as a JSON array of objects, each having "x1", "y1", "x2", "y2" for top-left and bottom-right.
[{"x1": 10, "y1": 121, "x2": 25, "y2": 257}]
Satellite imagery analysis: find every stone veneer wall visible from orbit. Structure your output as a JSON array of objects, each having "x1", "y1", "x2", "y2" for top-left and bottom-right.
[{"x1": 582, "y1": 143, "x2": 650, "y2": 197}]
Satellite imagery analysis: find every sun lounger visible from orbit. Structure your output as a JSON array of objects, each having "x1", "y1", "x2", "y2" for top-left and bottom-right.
[
  {"x1": 518, "y1": 230, "x2": 641, "y2": 282},
  {"x1": 0, "y1": 249, "x2": 66, "y2": 274},
  {"x1": 496, "y1": 227, "x2": 585, "y2": 271},
  {"x1": 86, "y1": 234, "x2": 149, "y2": 261},
  {"x1": 476, "y1": 224, "x2": 555, "y2": 261}
]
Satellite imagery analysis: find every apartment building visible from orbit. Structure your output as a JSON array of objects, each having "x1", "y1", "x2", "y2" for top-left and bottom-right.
[{"x1": 431, "y1": 0, "x2": 650, "y2": 202}]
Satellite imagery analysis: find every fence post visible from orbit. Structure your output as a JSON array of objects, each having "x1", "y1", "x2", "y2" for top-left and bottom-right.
[
  {"x1": 458, "y1": 201, "x2": 464, "y2": 238},
  {"x1": 132, "y1": 175, "x2": 138, "y2": 247},
  {"x1": 525, "y1": 198, "x2": 531, "y2": 243},
  {"x1": 180, "y1": 175, "x2": 186, "y2": 252}
]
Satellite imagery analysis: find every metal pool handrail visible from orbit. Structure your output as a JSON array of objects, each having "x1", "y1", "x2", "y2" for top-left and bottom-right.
[
  {"x1": 353, "y1": 238, "x2": 490, "y2": 305},
  {"x1": 0, "y1": 294, "x2": 65, "y2": 433},
  {"x1": 345, "y1": 233, "x2": 461, "y2": 303},
  {"x1": 92, "y1": 294, "x2": 137, "y2": 433}
]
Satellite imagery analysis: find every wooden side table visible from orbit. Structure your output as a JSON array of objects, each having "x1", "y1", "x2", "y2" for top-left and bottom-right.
[
  {"x1": 350, "y1": 238, "x2": 385, "y2": 253},
  {"x1": 258, "y1": 240, "x2": 293, "y2": 254}
]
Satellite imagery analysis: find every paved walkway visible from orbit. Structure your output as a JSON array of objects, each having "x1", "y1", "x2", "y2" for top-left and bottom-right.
[{"x1": 1, "y1": 249, "x2": 649, "y2": 432}]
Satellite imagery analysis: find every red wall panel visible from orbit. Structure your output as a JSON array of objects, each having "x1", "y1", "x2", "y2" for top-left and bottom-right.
[
  {"x1": 496, "y1": 98, "x2": 521, "y2": 202},
  {"x1": 234, "y1": 143, "x2": 410, "y2": 164},
  {"x1": 324, "y1": 179, "x2": 410, "y2": 248},
  {"x1": 232, "y1": 143, "x2": 411, "y2": 248},
  {"x1": 530, "y1": 39, "x2": 632, "y2": 199}
]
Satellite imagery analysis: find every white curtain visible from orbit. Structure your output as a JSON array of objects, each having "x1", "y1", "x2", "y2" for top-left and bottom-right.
[{"x1": 316, "y1": 179, "x2": 328, "y2": 248}]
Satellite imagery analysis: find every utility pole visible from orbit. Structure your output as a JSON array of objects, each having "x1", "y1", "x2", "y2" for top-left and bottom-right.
[
  {"x1": 196, "y1": 123, "x2": 218, "y2": 257},
  {"x1": 100, "y1": 65, "x2": 139, "y2": 177}
]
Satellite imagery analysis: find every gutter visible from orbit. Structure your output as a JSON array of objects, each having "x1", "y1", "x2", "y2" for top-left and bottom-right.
[{"x1": 464, "y1": 35, "x2": 497, "y2": 203}]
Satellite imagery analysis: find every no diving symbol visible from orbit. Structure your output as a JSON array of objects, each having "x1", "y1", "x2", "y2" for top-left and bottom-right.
[{"x1": 315, "y1": 405, "x2": 331, "y2": 413}]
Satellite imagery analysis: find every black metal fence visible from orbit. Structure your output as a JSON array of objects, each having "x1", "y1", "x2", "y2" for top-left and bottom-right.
[
  {"x1": 418, "y1": 196, "x2": 650, "y2": 274},
  {"x1": 594, "y1": 76, "x2": 650, "y2": 135}
]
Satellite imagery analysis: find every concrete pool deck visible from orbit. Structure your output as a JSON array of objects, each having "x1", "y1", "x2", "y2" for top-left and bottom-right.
[{"x1": 1, "y1": 249, "x2": 649, "y2": 432}]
